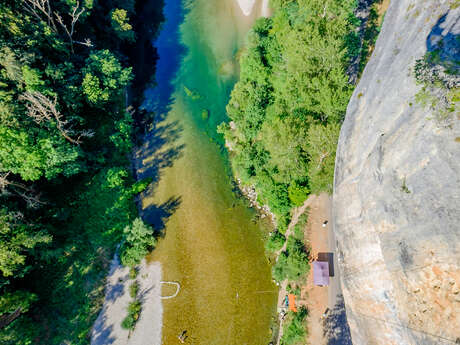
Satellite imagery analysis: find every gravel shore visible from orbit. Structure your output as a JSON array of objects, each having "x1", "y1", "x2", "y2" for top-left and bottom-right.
[
  {"x1": 236, "y1": 0, "x2": 256, "y2": 16},
  {"x1": 90, "y1": 255, "x2": 163, "y2": 345}
]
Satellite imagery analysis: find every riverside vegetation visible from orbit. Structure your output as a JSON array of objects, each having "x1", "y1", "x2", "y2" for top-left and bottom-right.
[
  {"x1": 220, "y1": 0, "x2": 363, "y2": 232},
  {"x1": 0, "y1": 0, "x2": 163, "y2": 344},
  {"x1": 221, "y1": 0, "x2": 386, "y2": 344}
]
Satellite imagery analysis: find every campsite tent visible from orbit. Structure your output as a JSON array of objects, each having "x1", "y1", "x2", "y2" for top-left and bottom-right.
[{"x1": 288, "y1": 294, "x2": 297, "y2": 312}]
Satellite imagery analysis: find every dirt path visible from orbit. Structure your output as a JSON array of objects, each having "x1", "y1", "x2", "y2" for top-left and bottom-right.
[
  {"x1": 274, "y1": 194, "x2": 321, "y2": 345},
  {"x1": 275, "y1": 195, "x2": 319, "y2": 256},
  {"x1": 274, "y1": 193, "x2": 348, "y2": 345},
  {"x1": 301, "y1": 193, "x2": 332, "y2": 345}
]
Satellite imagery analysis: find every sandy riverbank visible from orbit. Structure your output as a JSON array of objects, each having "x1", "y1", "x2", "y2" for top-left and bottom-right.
[
  {"x1": 90, "y1": 255, "x2": 163, "y2": 345},
  {"x1": 236, "y1": 0, "x2": 256, "y2": 16},
  {"x1": 236, "y1": 0, "x2": 271, "y2": 17}
]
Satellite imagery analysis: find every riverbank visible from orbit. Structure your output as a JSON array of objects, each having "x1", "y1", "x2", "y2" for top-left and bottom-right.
[{"x1": 91, "y1": 257, "x2": 163, "y2": 345}]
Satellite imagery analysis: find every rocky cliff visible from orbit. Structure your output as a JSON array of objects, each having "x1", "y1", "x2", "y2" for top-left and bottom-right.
[{"x1": 333, "y1": 1, "x2": 460, "y2": 345}]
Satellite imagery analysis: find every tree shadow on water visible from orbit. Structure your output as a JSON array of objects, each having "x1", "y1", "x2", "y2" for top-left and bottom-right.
[
  {"x1": 133, "y1": 0, "x2": 190, "y2": 236},
  {"x1": 141, "y1": 0, "x2": 190, "y2": 120},
  {"x1": 134, "y1": 120, "x2": 183, "y2": 235},
  {"x1": 135, "y1": 119, "x2": 185, "y2": 187},
  {"x1": 142, "y1": 196, "x2": 182, "y2": 236}
]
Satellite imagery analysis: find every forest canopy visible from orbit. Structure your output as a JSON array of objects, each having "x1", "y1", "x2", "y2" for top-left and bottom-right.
[
  {"x1": 220, "y1": 0, "x2": 358, "y2": 230},
  {"x1": 0, "y1": 0, "x2": 162, "y2": 344}
]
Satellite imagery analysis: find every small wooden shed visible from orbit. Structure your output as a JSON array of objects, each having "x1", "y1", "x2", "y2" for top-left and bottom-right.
[{"x1": 313, "y1": 261, "x2": 330, "y2": 286}]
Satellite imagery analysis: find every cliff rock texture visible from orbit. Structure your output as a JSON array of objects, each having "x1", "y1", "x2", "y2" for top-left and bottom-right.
[{"x1": 333, "y1": 1, "x2": 460, "y2": 345}]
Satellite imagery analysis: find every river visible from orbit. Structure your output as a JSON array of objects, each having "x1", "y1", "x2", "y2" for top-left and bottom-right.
[{"x1": 136, "y1": 0, "x2": 277, "y2": 344}]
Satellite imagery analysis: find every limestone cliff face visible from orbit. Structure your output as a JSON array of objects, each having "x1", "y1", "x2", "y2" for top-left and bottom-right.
[{"x1": 333, "y1": 1, "x2": 460, "y2": 345}]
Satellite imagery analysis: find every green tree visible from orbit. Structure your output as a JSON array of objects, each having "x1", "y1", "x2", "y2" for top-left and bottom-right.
[
  {"x1": 82, "y1": 50, "x2": 132, "y2": 104},
  {"x1": 280, "y1": 307, "x2": 308, "y2": 345},
  {"x1": 0, "y1": 291, "x2": 37, "y2": 329},
  {"x1": 121, "y1": 218, "x2": 156, "y2": 267},
  {"x1": 0, "y1": 208, "x2": 51, "y2": 278},
  {"x1": 272, "y1": 237, "x2": 309, "y2": 282},
  {"x1": 110, "y1": 9, "x2": 135, "y2": 41},
  {"x1": 306, "y1": 122, "x2": 340, "y2": 193},
  {"x1": 223, "y1": 0, "x2": 357, "y2": 228},
  {"x1": 265, "y1": 231, "x2": 286, "y2": 252},
  {"x1": 110, "y1": 110, "x2": 134, "y2": 153},
  {"x1": 288, "y1": 182, "x2": 309, "y2": 207},
  {"x1": 261, "y1": 116, "x2": 310, "y2": 183},
  {"x1": 21, "y1": 66, "x2": 45, "y2": 92},
  {"x1": 0, "y1": 0, "x2": 157, "y2": 343},
  {"x1": 0, "y1": 125, "x2": 80, "y2": 181}
]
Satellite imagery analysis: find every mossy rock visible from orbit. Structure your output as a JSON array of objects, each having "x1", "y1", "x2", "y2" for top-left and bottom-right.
[
  {"x1": 184, "y1": 85, "x2": 201, "y2": 100},
  {"x1": 201, "y1": 109, "x2": 210, "y2": 120}
]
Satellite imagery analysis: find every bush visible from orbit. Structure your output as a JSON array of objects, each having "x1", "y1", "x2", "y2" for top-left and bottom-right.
[
  {"x1": 129, "y1": 281, "x2": 139, "y2": 298},
  {"x1": 129, "y1": 267, "x2": 137, "y2": 279},
  {"x1": 292, "y1": 213, "x2": 308, "y2": 241},
  {"x1": 272, "y1": 237, "x2": 310, "y2": 282},
  {"x1": 277, "y1": 213, "x2": 290, "y2": 234},
  {"x1": 121, "y1": 245, "x2": 149, "y2": 267},
  {"x1": 121, "y1": 218, "x2": 156, "y2": 267},
  {"x1": 121, "y1": 314, "x2": 135, "y2": 330},
  {"x1": 128, "y1": 300, "x2": 141, "y2": 315},
  {"x1": 265, "y1": 231, "x2": 286, "y2": 252},
  {"x1": 130, "y1": 178, "x2": 153, "y2": 194},
  {"x1": 306, "y1": 123, "x2": 340, "y2": 194},
  {"x1": 121, "y1": 300, "x2": 141, "y2": 330},
  {"x1": 288, "y1": 183, "x2": 310, "y2": 207},
  {"x1": 413, "y1": 49, "x2": 459, "y2": 126},
  {"x1": 281, "y1": 307, "x2": 308, "y2": 345},
  {"x1": 286, "y1": 284, "x2": 301, "y2": 297}
]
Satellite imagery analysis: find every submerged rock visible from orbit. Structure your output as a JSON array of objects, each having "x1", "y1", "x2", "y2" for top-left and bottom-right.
[
  {"x1": 201, "y1": 109, "x2": 209, "y2": 120},
  {"x1": 333, "y1": 2, "x2": 460, "y2": 345}
]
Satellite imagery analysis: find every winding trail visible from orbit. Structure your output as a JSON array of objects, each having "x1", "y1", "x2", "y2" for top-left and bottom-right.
[{"x1": 275, "y1": 195, "x2": 319, "y2": 256}]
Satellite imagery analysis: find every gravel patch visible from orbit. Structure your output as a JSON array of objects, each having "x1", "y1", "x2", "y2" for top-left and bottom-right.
[{"x1": 91, "y1": 255, "x2": 162, "y2": 345}]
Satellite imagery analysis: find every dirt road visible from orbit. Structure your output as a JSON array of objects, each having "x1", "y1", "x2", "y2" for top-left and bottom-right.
[{"x1": 302, "y1": 193, "x2": 351, "y2": 345}]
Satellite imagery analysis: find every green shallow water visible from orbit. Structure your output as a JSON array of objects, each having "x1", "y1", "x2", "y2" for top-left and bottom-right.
[{"x1": 138, "y1": 0, "x2": 277, "y2": 344}]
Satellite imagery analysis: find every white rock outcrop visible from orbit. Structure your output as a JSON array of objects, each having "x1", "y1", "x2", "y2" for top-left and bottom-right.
[{"x1": 333, "y1": 1, "x2": 460, "y2": 345}]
